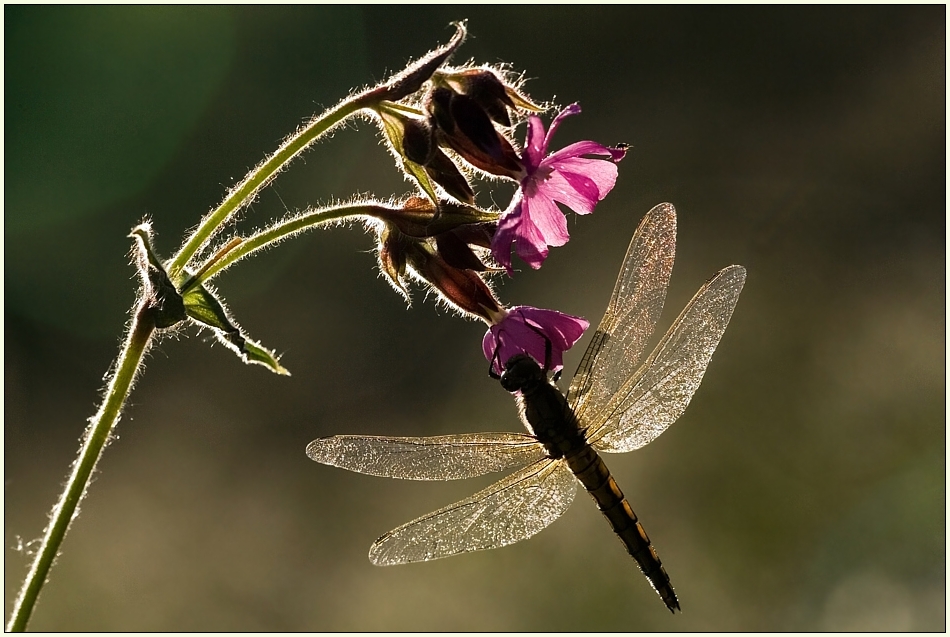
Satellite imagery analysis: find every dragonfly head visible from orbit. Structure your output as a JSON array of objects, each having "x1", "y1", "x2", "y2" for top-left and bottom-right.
[{"x1": 499, "y1": 354, "x2": 545, "y2": 393}]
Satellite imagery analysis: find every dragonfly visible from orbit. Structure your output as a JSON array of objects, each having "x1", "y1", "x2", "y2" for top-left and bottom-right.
[{"x1": 307, "y1": 202, "x2": 746, "y2": 613}]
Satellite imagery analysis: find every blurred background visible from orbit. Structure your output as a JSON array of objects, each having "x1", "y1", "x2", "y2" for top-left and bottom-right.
[{"x1": 5, "y1": 6, "x2": 944, "y2": 631}]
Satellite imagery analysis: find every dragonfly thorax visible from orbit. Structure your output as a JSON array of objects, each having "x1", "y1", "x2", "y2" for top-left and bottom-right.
[{"x1": 499, "y1": 354, "x2": 585, "y2": 459}]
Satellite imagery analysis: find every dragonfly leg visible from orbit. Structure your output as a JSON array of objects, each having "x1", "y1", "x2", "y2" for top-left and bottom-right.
[{"x1": 514, "y1": 308, "x2": 554, "y2": 373}]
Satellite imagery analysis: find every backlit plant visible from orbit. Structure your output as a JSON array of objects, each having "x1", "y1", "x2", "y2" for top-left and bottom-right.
[{"x1": 7, "y1": 22, "x2": 628, "y2": 631}]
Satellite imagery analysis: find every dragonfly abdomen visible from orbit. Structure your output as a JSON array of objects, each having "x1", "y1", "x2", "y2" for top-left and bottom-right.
[{"x1": 566, "y1": 445, "x2": 681, "y2": 613}]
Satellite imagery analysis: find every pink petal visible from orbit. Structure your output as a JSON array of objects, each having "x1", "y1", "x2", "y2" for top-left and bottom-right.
[
  {"x1": 515, "y1": 306, "x2": 588, "y2": 350},
  {"x1": 512, "y1": 213, "x2": 550, "y2": 269},
  {"x1": 482, "y1": 305, "x2": 589, "y2": 375},
  {"x1": 550, "y1": 156, "x2": 620, "y2": 197},
  {"x1": 544, "y1": 139, "x2": 621, "y2": 163},
  {"x1": 494, "y1": 102, "x2": 624, "y2": 271},
  {"x1": 537, "y1": 161, "x2": 619, "y2": 215},
  {"x1": 542, "y1": 103, "x2": 582, "y2": 153},
  {"x1": 491, "y1": 199, "x2": 549, "y2": 273},
  {"x1": 490, "y1": 207, "x2": 519, "y2": 273},
  {"x1": 521, "y1": 192, "x2": 570, "y2": 247},
  {"x1": 482, "y1": 315, "x2": 539, "y2": 372},
  {"x1": 522, "y1": 116, "x2": 547, "y2": 172},
  {"x1": 535, "y1": 170, "x2": 598, "y2": 214}
]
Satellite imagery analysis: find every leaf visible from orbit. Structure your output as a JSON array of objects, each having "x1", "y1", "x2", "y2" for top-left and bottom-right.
[{"x1": 182, "y1": 283, "x2": 290, "y2": 375}]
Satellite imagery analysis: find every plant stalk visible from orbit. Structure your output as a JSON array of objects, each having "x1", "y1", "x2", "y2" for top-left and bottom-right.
[
  {"x1": 187, "y1": 204, "x2": 378, "y2": 289},
  {"x1": 7, "y1": 305, "x2": 157, "y2": 632},
  {"x1": 167, "y1": 92, "x2": 379, "y2": 282}
]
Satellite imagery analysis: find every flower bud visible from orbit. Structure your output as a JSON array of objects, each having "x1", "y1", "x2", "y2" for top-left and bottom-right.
[
  {"x1": 444, "y1": 69, "x2": 516, "y2": 126},
  {"x1": 442, "y1": 68, "x2": 545, "y2": 125},
  {"x1": 377, "y1": 106, "x2": 475, "y2": 205},
  {"x1": 400, "y1": 118, "x2": 435, "y2": 165},
  {"x1": 405, "y1": 241, "x2": 502, "y2": 321},
  {"x1": 369, "y1": 22, "x2": 466, "y2": 103},
  {"x1": 368, "y1": 197, "x2": 496, "y2": 239},
  {"x1": 426, "y1": 87, "x2": 524, "y2": 179},
  {"x1": 443, "y1": 219, "x2": 495, "y2": 250},
  {"x1": 423, "y1": 146, "x2": 476, "y2": 204},
  {"x1": 377, "y1": 223, "x2": 412, "y2": 296},
  {"x1": 129, "y1": 224, "x2": 186, "y2": 329},
  {"x1": 435, "y1": 228, "x2": 489, "y2": 272}
]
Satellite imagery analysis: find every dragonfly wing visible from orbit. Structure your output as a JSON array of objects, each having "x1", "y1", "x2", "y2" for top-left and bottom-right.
[
  {"x1": 369, "y1": 459, "x2": 575, "y2": 565},
  {"x1": 587, "y1": 265, "x2": 746, "y2": 453},
  {"x1": 306, "y1": 433, "x2": 547, "y2": 480},
  {"x1": 567, "y1": 203, "x2": 676, "y2": 421}
]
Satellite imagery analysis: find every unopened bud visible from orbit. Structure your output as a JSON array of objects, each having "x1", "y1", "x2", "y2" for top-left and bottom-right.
[
  {"x1": 401, "y1": 118, "x2": 434, "y2": 165},
  {"x1": 129, "y1": 224, "x2": 186, "y2": 329},
  {"x1": 441, "y1": 68, "x2": 545, "y2": 125},
  {"x1": 406, "y1": 242, "x2": 502, "y2": 321},
  {"x1": 377, "y1": 105, "x2": 475, "y2": 205},
  {"x1": 370, "y1": 22, "x2": 467, "y2": 103},
  {"x1": 424, "y1": 146, "x2": 475, "y2": 204},
  {"x1": 377, "y1": 223, "x2": 412, "y2": 295},
  {"x1": 435, "y1": 229, "x2": 489, "y2": 272},
  {"x1": 367, "y1": 198, "x2": 496, "y2": 239},
  {"x1": 445, "y1": 69, "x2": 515, "y2": 126},
  {"x1": 426, "y1": 87, "x2": 524, "y2": 179}
]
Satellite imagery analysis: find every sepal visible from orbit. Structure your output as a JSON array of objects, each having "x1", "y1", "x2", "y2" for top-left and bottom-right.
[
  {"x1": 130, "y1": 224, "x2": 186, "y2": 329},
  {"x1": 182, "y1": 283, "x2": 290, "y2": 375}
]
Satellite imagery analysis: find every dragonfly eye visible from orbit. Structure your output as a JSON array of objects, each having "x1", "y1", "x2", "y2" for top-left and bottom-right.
[{"x1": 499, "y1": 354, "x2": 543, "y2": 393}]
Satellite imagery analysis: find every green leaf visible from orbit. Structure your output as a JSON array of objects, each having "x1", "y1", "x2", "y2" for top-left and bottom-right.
[
  {"x1": 182, "y1": 283, "x2": 290, "y2": 375},
  {"x1": 181, "y1": 283, "x2": 229, "y2": 328}
]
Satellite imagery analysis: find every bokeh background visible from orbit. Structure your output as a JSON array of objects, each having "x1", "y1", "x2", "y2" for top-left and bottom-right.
[{"x1": 5, "y1": 6, "x2": 944, "y2": 631}]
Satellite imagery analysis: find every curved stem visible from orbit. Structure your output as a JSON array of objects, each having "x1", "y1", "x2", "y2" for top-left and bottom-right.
[
  {"x1": 165, "y1": 21, "x2": 467, "y2": 282},
  {"x1": 167, "y1": 92, "x2": 378, "y2": 282},
  {"x1": 7, "y1": 305, "x2": 157, "y2": 632},
  {"x1": 183, "y1": 204, "x2": 378, "y2": 290}
]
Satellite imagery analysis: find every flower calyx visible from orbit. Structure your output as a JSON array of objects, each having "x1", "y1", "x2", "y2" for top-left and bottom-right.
[
  {"x1": 130, "y1": 223, "x2": 186, "y2": 329},
  {"x1": 439, "y1": 68, "x2": 543, "y2": 127},
  {"x1": 369, "y1": 196, "x2": 496, "y2": 239},
  {"x1": 377, "y1": 222, "x2": 413, "y2": 297},
  {"x1": 370, "y1": 197, "x2": 503, "y2": 319},
  {"x1": 426, "y1": 85, "x2": 524, "y2": 180},
  {"x1": 377, "y1": 104, "x2": 475, "y2": 205},
  {"x1": 404, "y1": 239, "x2": 503, "y2": 321}
]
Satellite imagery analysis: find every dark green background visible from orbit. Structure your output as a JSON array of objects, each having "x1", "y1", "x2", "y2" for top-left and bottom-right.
[{"x1": 5, "y1": 6, "x2": 944, "y2": 631}]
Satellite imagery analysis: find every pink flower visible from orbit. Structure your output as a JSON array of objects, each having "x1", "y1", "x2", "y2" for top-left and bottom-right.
[
  {"x1": 491, "y1": 103, "x2": 626, "y2": 273},
  {"x1": 482, "y1": 306, "x2": 589, "y2": 376}
]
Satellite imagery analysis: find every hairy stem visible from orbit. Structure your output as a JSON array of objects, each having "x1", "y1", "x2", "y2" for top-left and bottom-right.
[
  {"x1": 7, "y1": 305, "x2": 157, "y2": 632},
  {"x1": 167, "y1": 92, "x2": 378, "y2": 282},
  {"x1": 184, "y1": 204, "x2": 380, "y2": 290}
]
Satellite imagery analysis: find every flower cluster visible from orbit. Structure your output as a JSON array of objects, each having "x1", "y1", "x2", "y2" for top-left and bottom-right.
[{"x1": 361, "y1": 25, "x2": 625, "y2": 378}]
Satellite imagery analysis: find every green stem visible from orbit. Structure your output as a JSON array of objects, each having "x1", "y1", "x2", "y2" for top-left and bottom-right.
[
  {"x1": 183, "y1": 204, "x2": 377, "y2": 291},
  {"x1": 167, "y1": 92, "x2": 379, "y2": 282},
  {"x1": 7, "y1": 305, "x2": 157, "y2": 632}
]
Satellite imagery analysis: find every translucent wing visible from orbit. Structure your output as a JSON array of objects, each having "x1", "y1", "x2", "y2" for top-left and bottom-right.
[
  {"x1": 369, "y1": 459, "x2": 575, "y2": 565},
  {"x1": 567, "y1": 203, "x2": 676, "y2": 421},
  {"x1": 586, "y1": 265, "x2": 746, "y2": 453},
  {"x1": 306, "y1": 433, "x2": 547, "y2": 480}
]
